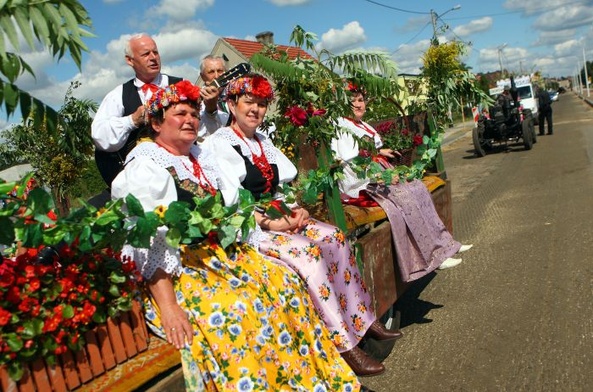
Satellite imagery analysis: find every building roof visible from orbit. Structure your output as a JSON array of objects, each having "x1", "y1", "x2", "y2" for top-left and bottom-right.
[{"x1": 222, "y1": 37, "x2": 313, "y2": 61}]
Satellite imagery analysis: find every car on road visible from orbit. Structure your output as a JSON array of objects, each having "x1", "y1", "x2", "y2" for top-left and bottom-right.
[{"x1": 549, "y1": 90, "x2": 559, "y2": 102}]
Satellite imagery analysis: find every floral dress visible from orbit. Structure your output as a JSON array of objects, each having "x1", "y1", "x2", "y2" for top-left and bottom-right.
[
  {"x1": 111, "y1": 142, "x2": 360, "y2": 391},
  {"x1": 209, "y1": 127, "x2": 377, "y2": 354}
]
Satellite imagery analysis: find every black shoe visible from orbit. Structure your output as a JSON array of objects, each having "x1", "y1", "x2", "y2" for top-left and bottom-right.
[
  {"x1": 547, "y1": 132, "x2": 553, "y2": 135},
  {"x1": 539, "y1": 133, "x2": 545, "y2": 136}
]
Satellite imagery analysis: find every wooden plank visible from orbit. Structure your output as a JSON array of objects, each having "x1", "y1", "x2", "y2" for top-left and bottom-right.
[
  {"x1": 430, "y1": 179, "x2": 453, "y2": 235},
  {"x1": 0, "y1": 366, "x2": 18, "y2": 392},
  {"x1": 95, "y1": 324, "x2": 116, "y2": 371},
  {"x1": 357, "y1": 221, "x2": 398, "y2": 318},
  {"x1": 84, "y1": 330, "x2": 105, "y2": 377},
  {"x1": 106, "y1": 317, "x2": 127, "y2": 364},
  {"x1": 45, "y1": 361, "x2": 68, "y2": 392},
  {"x1": 30, "y1": 359, "x2": 52, "y2": 392},
  {"x1": 130, "y1": 300, "x2": 149, "y2": 352},
  {"x1": 60, "y1": 350, "x2": 81, "y2": 390},
  {"x1": 118, "y1": 311, "x2": 138, "y2": 358},
  {"x1": 75, "y1": 338, "x2": 180, "y2": 392},
  {"x1": 14, "y1": 366, "x2": 34, "y2": 392},
  {"x1": 74, "y1": 348, "x2": 93, "y2": 383}
]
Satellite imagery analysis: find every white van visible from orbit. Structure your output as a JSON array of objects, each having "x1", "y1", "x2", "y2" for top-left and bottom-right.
[{"x1": 489, "y1": 75, "x2": 538, "y2": 124}]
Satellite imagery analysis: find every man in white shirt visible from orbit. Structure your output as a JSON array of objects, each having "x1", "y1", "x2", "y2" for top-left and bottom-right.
[
  {"x1": 197, "y1": 55, "x2": 230, "y2": 139},
  {"x1": 91, "y1": 33, "x2": 182, "y2": 187}
]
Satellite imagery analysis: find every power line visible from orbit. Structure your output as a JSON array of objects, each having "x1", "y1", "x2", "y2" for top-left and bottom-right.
[{"x1": 361, "y1": 0, "x2": 429, "y2": 15}]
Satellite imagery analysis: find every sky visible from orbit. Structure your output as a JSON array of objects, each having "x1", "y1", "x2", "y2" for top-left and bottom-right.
[{"x1": 2, "y1": 0, "x2": 593, "y2": 130}]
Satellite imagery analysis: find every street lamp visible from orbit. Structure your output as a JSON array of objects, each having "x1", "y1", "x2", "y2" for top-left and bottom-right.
[{"x1": 430, "y1": 4, "x2": 461, "y2": 44}]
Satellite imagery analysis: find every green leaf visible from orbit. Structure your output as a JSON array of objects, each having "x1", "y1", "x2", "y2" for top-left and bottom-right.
[
  {"x1": 13, "y1": 7, "x2": 35, "y2": 50},
  {"x1": 219, "y1": 225, "x2": 237, "y2": 249},
  {"x1": 0, "y1": 14, "x2": 19, "y2": 52},
  {"x1": 92, "y1": 309, "x2": 107, "y2": 324},
  {"x1": 108, "y1": 284, "x2": 121, "y2": 297},
  {"x1": 62, "y1": 305, "x2": 75, "y2": 319},
  {"x1": 22, "y1": 319, "x2": 44, "y2": 339},
  {"x1": 3, "y1": 82, "x2": 18, "y2": 114},
  {"x1": 6, "y1": 333, "x2": 23, "y2": 352},
  {"x1": 29, "y1": 6, "x2": 51, "y2": 47},
  {"x1": 125, "y1": 193, "x2": 145, "y2": 217},
  {"x1": 165, "y1": 227, "x2": 181, "y2": 249},
  {"x1": 0, "y1": 216, "x2": 15, "y2": 245},
  {"x1": 7, "y1": 360, "x2": 24, "y2": 382},
  {"x1": 27, "y1": 187, "x2": 54, "y2": 215},
  {"x1": 164, "y1": 201, "x2": 190, "y2": 224},
  {"x1": 109, "y1": 270, "x2": 127, "y2": 284},
  {"x1": 21, "y1": 222, "x2": 43, "y2": 248}
]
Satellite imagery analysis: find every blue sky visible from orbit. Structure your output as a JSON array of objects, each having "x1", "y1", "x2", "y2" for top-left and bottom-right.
[{"x1": 3, "y1": 0, "x2": 593, "y2": 129}]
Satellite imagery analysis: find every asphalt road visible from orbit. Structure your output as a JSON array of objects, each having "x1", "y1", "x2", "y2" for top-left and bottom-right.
[{"x1": 363, "y1": 92, "x2": 593, "y2": 392}]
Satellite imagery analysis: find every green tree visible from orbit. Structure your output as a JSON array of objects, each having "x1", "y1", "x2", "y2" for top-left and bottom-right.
[
  {"x1": 420, "y1": 40, "x2": 492, "y2": 173},
  {"x1": 0, "y1": 0, "x2": 93, "y2": 141},
  {"x1": 1, "y1": 81, "x2": 101, "y2": 215}
]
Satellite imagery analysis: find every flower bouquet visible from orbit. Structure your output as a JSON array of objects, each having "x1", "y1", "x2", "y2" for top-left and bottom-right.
[{"x1": 374, "y1": 119, "x2": 423, "y2": 167}]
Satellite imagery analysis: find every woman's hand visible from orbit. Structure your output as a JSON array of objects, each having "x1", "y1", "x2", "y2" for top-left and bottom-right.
[
  {"x1": 256, "y1": 207, "x2": 310, "y2": 233},
  {"x1": 379, "y1": 148, "x2": 398, "y2": 159},
  {"x1": 160, "y1": 302, "x2": 194, "y2": 350},
  {"x1": 148, "y1": 269, "x2": 195, "y2": 350}
]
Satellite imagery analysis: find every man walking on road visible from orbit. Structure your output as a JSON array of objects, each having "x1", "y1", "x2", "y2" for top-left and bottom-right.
[{"x1": 536, "y1": 85, "x2": 553, "y2": 135}]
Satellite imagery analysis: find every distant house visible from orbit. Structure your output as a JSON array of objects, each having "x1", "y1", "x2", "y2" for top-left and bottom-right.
[
  {"x1": 196, "y1": 31, "x2": 313, "y2": 86},
  {"x1": 0, "y1": 163, "x2": 33, "y2": 182}
]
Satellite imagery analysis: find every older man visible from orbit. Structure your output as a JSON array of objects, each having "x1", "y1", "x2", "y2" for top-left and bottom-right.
[
  {"x1": 197, "y1": 55, "x2": 230, "y2": 138},
  {"x1": 91, "y1": 33, "x2": 183, "y2": 187}
]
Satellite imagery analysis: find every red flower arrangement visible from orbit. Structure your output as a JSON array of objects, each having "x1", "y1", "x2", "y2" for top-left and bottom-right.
[
  {"x1": 284, "y1": 103, "x2": 326, "y2": 127},
  {"x1": 0, "y1": 243, "x2": 140, "y2": 381},
  {"x1": 375, "y1": 120, "x2": 423, "y2": 151}
]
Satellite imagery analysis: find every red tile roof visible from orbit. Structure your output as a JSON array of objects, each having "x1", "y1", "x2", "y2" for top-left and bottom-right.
[{"x1": 223, "y1": 37, "x2": 313, "y2": 61}]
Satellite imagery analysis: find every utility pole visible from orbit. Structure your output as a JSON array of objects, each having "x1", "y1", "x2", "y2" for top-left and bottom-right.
[
  {"x1": 430, "y1": 5, "x2": 460, "y2": 45},
  {"x1": 583, "y1": 44, "x2": 590, "y2": 97},
  {"x1": 497, "y1": 43, "x2": 507, "y2": 78}
]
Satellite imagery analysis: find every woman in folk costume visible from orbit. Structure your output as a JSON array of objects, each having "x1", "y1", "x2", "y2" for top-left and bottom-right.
[
  {"x1": 332, "y1": 83, "x2": 473, "y2": 282},
  {"x1": 208, "y1": 74, "x2": 402, "y2": 378},
  {"x1": 111, "y1": 80, "x2": 364, "y2": 391}
]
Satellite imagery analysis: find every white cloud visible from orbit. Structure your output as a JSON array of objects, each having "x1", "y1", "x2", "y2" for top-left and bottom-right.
[
  {"x1": 391, "y1": 39, "x2": 431, "y2": 75},
  {"x1": 317, "y1": 21, "x2": 366, "y2": 53},
  {"x1": 453, "y1": 17, "x2": 493, "y2": 38},
  {"x1": 149, "y1": 0, "x2": 214, "y2": 22}
]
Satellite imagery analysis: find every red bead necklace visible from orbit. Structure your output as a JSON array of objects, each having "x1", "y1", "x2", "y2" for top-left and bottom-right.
[
  {"x1": 232, "y1": 127, "x2": 274, "y2": 193},
  {"x1": 156, "y1": 142, "x2": 216, "y2": 196}
]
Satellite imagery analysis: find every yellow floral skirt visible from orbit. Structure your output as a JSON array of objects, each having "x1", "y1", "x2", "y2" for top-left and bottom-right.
[{"x1": 143, "y1": 242, "x2": 360, "y2": 391}]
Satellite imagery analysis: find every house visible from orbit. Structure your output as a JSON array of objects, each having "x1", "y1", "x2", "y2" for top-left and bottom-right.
[{"x1": 196, "y1": 31, "x2": 312, "y2": 85}]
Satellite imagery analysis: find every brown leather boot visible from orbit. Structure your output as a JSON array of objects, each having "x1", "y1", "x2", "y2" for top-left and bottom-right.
[
  {"x1": 341, "y1": 346, "x2": 385, "y2": 377},
  {"x1": 366, "y1": 320, "x2": 403, "y2": 341}
]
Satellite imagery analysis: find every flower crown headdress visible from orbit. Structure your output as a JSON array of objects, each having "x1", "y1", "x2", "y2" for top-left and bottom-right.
[
  {"x1": 346, "y1": 80, "x2": 366, "y2": 96},
  {"x1": 145, "y1": 80, "x2": 201, "y2": 118},
  {"x1": 224, "y1": 74, "x2": 274, "y2": 101}
]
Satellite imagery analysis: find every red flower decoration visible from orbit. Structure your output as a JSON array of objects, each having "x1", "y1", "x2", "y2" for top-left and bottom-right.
[
  {"x1": 306, "y1": 103, "x2": 326, "y2": 117},
  {"x1": 175, "y1": 80, "x2": 201, "y2": 101},
  {"x1": 285, "y1": 106, "x2": 309, "y2": 127},
  {"x1": 413, "y1": 134, "x2": 423, "y2": 146}
]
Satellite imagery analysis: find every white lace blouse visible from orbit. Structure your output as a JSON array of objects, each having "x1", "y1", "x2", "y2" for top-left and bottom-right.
[
  {"x1": 206, "y1": 126, "x2": 298, "y2": 205},
  {"x1": 111, "y1": 141, "x2": 236, "y2": 280},
  {"x1": 332, "y1": 117, "x2": 385, "y2": 198}
]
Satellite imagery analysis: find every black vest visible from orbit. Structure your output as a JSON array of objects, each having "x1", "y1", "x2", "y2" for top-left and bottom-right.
[
  {"x1": 232, "y1": 145, "x2": 280, "y2": 200},
  {"x1": 95, "y1": 75, "x2": 182, "y2": 187}
]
